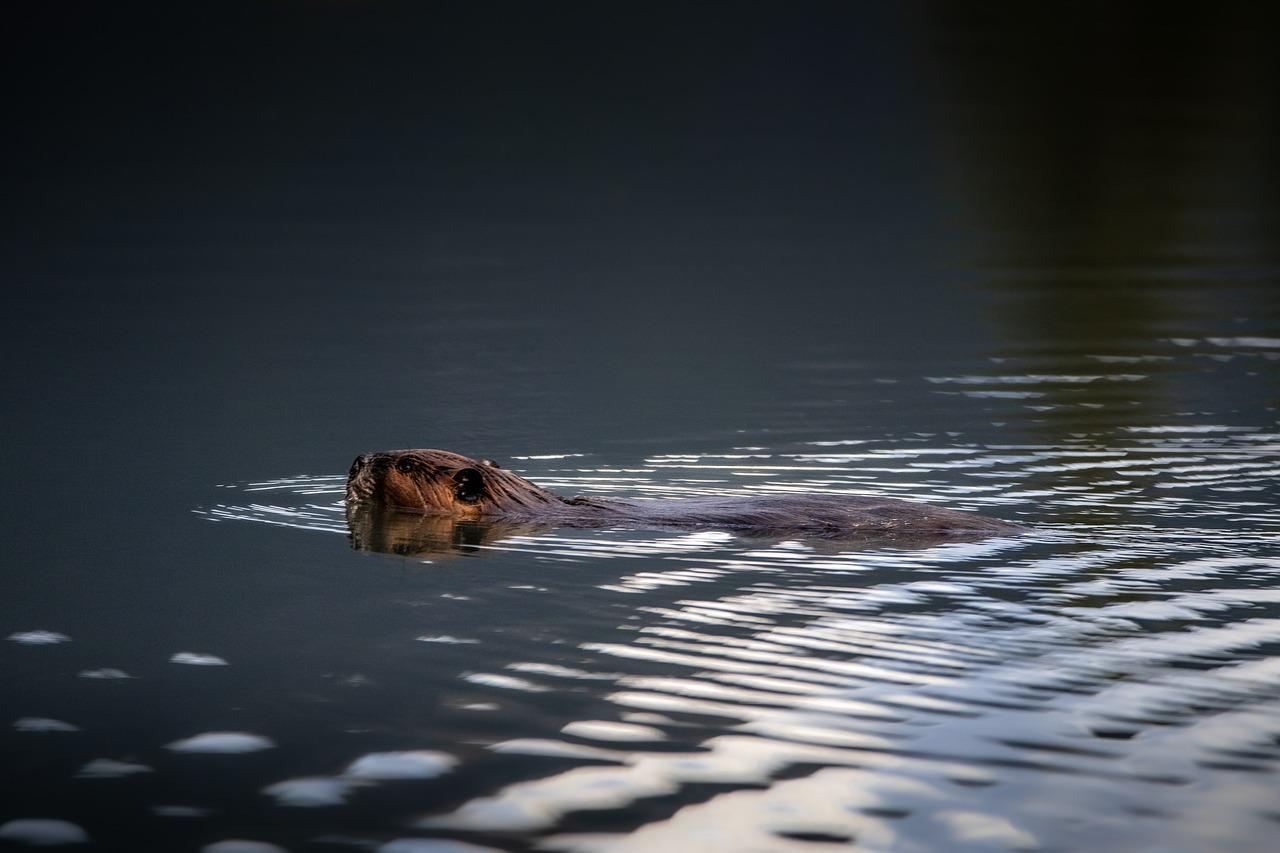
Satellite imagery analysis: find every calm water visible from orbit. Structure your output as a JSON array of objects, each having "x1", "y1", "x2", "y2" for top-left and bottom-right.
[{"x1": 4, "y1": 4, "x2": 1280, "y2": 852}]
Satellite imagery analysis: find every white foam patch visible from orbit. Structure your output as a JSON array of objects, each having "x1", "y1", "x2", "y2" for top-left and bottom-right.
[
  {"x1": 14, "y1": 718, "x2": 80, "y2": 732},
  {"x1": 78, "y1": 668, "x2": 133, "y2": 680},
  {"x1": 380, "y1": 839, "x2": 507, "y2": 853},
  {"x1": 489, "y1": 739, "x2": 622, "y2": 762},
  {"x1": 380, "y1": 840, "x2": 507, "y2": 853},
  {"x1": 77, "y1": 759, "x2": 154, "y2": 778},
  {"x1": 463, "y1": 673, "x2": 549, "y2": 692},
  {"x1": 201, "y1": 841, "x2": 287, "y2": 853},
  {"x1": 6, "y1": 630, "x2": 71, "y2": 645},
  {"x1": 262, "y1": 777, "x2": 359, "y2": 807},
  {"x1": 170, "y1": 653, "x2": 229, "y2": 666},
  {"x1": 562, "y1": 721, "x2": 668, "y2": 742},
  {"x1": 0, "y1": 819, "x2": 89, "y2": 845},
  {"x1": 153, "y1": 806, "x2": 211, "y2": 818},
  {"x1": 1205, "y1": 336, "x2": 1280, "y2": 348},
  {"x1": 344, "y1": 750, "x2": 458, "y2": 780},
  {"x1": 167, "y1": 732, "x2": 276, "y2": 753}
]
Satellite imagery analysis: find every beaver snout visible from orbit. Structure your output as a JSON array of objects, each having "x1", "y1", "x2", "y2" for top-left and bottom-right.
[{"x1": 345, "y1": 452, "x2": 386, "y2": 504}]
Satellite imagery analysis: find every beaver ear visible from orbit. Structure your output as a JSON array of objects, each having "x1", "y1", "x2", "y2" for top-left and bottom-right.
[{"x1": 453, "y1": 468, "x2": 487, "y2": 503}]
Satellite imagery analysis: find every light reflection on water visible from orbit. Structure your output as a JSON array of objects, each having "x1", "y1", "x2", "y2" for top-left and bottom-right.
[
  {"x1": 443, "y1": 534, "x2": 1280, "y2": 853},
  {"x1": 4, "y1": 2, "x2": 1278, "y2": 849},
  {"x1": 185, "y1": 422, "x2": 1280, "y2": 852}
]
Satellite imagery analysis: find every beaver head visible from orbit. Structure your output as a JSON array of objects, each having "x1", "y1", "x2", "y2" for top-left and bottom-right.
[{"x1": 345, "y1": 449, "x2": 565, "y2": 518}]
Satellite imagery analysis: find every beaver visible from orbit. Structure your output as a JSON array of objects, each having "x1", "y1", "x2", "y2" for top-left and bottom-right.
[{"x1": 345, "y1": 449, "x2": 1027, "y2": 540}]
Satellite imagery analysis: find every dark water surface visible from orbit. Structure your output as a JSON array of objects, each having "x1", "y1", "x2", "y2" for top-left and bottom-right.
[{"x1": 3, "y1": 3, "x2": 1280, "y2": 852}]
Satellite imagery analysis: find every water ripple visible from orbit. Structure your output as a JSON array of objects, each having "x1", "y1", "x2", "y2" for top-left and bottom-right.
[
  {"x1": 189, "y1": 426, "x2": 1280, "y2": 851},
  {"x1": 423, "y1": 514, "x2": 1277, "y2": 850}
]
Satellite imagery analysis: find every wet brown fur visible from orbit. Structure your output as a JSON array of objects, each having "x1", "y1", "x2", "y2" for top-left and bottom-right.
[{"x1": 346, "y1": 449, "x2": 1027, "y2": 539}]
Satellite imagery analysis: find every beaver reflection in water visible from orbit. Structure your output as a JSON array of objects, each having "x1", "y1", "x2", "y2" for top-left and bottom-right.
[{"x1": 346, "y1": 449, "x2": 1026, "y2": 541}]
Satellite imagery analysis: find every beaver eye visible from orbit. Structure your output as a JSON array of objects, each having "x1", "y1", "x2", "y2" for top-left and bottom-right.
[{"x1": 395, "y1": 458, "x2": 415, "y2": 474}]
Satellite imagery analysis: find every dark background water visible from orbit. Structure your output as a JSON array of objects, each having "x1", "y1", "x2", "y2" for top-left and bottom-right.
[{"x1": 3, "y1": 2, "x2": 1280, "y2": 851}]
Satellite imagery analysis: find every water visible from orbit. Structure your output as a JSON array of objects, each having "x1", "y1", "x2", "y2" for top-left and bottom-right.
[{"x1": 3, "y1": 3, "x2": 1280, "y2": 852}]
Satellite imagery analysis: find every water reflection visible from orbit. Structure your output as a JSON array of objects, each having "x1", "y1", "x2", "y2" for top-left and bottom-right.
[
  {"x1": 921, "y1": 0, "x2": 1280, "y2": 451},
  {"x1": 262, "y1": 750, "x2": 457, "y2": 809},
  {"x1": 415, "y1": 525, "x2": 1280, "y2": 853},
  {"x1": 5, "y1": 3, "x2": 1277, "y2": 851},
  {"x1": 0, "y1": 821, "x2": 91, "y2": 847},
  {"x1": 923, "y1": 1, "x2": 1279, "y2": 270},
  {"x1": 188, "y1": 425, "x2": 1280, "y2": 852},
  {"x1": 345, "y1": 504, "x2": 554, "y2": 560}
]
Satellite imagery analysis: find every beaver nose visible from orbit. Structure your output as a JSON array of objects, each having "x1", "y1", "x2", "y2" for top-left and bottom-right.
[{"x1": 349, "y1": 454, "x2": 370, "y2": 477}]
